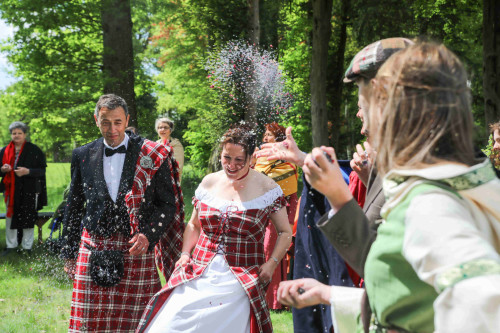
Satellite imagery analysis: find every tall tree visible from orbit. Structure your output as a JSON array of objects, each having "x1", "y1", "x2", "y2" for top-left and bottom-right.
[
  {"x1": 483, "y1": 0, "x2": 500, "y2": 128},
  {"x1": 245, "y1": 0, "x2": 260, "y2": 125},
  {"x1": 328, "y1": 0, "x2": 349, "y2": 149},
  {"x1": 247, "y1": 0, "x2": 260, "y2": 45},
  {"x1": 101, "y1": 0, "x2": 137, "y2": 126},
  {"x1": 310, "y1": 0, "x2": 333, "y2": 147}
]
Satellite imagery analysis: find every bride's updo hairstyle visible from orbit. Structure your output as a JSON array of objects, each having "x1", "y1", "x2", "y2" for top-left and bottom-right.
[
  {"x1": 369, "y1": 42, "x2": 477, "y2": 175},
  {"x1": 220, "y1": 123, "x2": 257, "y2": 160}
]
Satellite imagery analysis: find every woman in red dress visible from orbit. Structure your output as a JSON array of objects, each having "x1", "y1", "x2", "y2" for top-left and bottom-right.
[{"x1": 137, "y1": 125, "x2": 292, "y2": 333}]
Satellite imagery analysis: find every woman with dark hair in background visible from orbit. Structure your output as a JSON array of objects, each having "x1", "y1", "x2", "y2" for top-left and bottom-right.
[
  {"x1": 137, "y1": 124, "x2": 292, "y2": 333},
  {"x1": 253, "y1": 122, "x2": 298, "y2": 310},
  {"x1": 0, "y1": 121, "x2": 47, "y2": 256}
]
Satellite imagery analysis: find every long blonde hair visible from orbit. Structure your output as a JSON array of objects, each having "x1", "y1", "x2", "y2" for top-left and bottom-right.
[{"x1": 369, "y1": 42, "x2": 477, "y2": 175}]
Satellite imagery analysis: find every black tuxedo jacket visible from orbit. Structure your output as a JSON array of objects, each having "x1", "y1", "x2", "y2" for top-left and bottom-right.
[{"x1": 61, "y1": 135, "x2": 176, "y2": 260}]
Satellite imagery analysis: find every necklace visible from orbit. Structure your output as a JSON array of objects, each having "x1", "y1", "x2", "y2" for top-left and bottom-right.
[{"x1": 235, "y1": 168, "x2": 250, "y2": 181}]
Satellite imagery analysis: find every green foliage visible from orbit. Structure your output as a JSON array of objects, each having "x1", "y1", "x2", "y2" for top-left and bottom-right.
[
  {"x1": 276, "y1": 0, "x2": 313, "y2": 152},
  {"x1": 0, "y1": 0, "x2": 489, "y2": 170},
  {"x1": 0, "y1": 0, "x2": 164, "y2": 160},
  {"x1": 349, "y1": 0, "x2": 485, "y2": 133},
  {"x1": 0, "y1": 0, "x2": 103, "y2": 160}
]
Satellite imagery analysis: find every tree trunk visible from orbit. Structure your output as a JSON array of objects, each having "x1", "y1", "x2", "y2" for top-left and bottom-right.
[
  {"x1": 245, "y1": 0, "x2": 260, "y2": 127},
  {"x1": 310, "y1": 0, "x2": 333, "y2": 147},
  {"x1": 101, "y1": 0, "x2": 137, "y2": 127},
  {"x1": 483, "y1": 0, "x2": 500, "y2": 130},
  {"x1": 328, "y1": 0, "x2": 349, "y2": 150},
  {"x1": 248, "y1": 0, "x2": 260, "y2": 46}
]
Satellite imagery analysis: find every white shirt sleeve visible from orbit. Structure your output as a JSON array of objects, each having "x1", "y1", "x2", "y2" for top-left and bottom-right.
[
  {"x1": 329, "y1": 285, "x2": 364, "y2": 333},
  {"x1": 327, "y1": 208, "x2": 336, "y2": 219},
  {"x1": 402, "y1": 191, "x2": 500, "y2": 333}
]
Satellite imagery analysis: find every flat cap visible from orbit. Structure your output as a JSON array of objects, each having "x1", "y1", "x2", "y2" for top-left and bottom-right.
[{"x1": 344, "y1": 38, "x2": 414, "y2": 83}]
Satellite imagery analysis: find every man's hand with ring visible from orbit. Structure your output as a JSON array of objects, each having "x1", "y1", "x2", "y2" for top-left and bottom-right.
[{"x1": 129, "y1": 233, "x2": 150, "y2": 256}]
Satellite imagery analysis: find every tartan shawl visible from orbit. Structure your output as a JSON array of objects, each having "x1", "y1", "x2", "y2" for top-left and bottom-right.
[{"x1": 125, "y1": 139, "x2": 185, "y2": 281}]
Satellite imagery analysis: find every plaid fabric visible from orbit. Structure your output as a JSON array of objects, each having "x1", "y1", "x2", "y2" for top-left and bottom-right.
[
  {"x1": 136, "y1": 194, "x2": 287, "y2": 333},
  {"x1": 125, "y1": 139, "x2": 185, "y2": 282},
  {"x1": 343, "y1": 37, "x2": 413, "y2": 83},
  {"x1": 69, "y1": 229, "x2": 161, "y2": 332}
]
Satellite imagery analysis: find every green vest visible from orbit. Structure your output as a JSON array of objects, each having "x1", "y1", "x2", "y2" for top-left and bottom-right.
[{"x1": 364, "y1": 184, "x2": 452, "y2": 333}]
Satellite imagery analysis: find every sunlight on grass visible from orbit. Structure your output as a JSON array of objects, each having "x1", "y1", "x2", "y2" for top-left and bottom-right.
[{"x1": 0, "y1": 243, "x2": 72, "y2": 332}]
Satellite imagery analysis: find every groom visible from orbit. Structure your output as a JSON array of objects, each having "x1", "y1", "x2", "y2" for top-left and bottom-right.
[{"x1": 61, "y1": 94, "x2": 183, "y2": 332}]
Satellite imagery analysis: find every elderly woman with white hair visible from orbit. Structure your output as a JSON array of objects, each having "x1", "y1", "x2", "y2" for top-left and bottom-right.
[
  {"x1": 156, "y1": 117, "x2": 184, "y2": 180},
  {"x1": 0, "y1": 121, "x2": 47, "y2": 256}
]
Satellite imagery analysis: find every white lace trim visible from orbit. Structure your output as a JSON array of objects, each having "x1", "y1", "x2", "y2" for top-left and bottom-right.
[{"x1": 194, "y1": 185, "x2": 284, "y2": 212}]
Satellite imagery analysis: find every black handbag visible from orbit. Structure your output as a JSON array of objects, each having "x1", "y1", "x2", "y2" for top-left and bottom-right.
[{"x1": 84, "y1": 243, "x2": 125, "y2": 287}]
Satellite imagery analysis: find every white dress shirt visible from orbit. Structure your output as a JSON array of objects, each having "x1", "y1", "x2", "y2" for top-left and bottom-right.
[{"x1": 103, "y1": 134, "x2": 129, "y2": 202}]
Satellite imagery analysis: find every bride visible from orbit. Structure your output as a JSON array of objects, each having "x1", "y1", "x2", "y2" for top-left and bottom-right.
[{"x1": 136, "y1": 124, "x2": 292, "y2": 333}]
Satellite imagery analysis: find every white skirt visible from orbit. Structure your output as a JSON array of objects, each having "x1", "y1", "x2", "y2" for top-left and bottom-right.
[{"x1": 145, "y1": 254, "x2": 251, "y2": 333}]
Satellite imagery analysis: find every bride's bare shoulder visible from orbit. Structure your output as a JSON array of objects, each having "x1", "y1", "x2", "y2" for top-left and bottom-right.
[
  {"x1": 251, "y1": 169, "x2": 279, "y2": 192},
  {"x1": 199, "y1": 171, "x2": 225, "y2": 190}
]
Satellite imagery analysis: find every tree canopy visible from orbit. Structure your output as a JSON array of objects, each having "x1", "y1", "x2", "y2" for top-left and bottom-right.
[{"x1": 0, "y1": 0, "x2": 495, "y2": 170}]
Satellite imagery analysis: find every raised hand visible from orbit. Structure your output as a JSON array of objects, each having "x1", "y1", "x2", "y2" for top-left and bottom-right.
[
  {"x1": 303, "y1": 146, "x2": 353, "y2": 211},
  {"x1": 254, "y1": 127, "x2": 307, "y2": 167},
  {"x1": 350, "y1": 141, "x2": 375, "y2": 185}
]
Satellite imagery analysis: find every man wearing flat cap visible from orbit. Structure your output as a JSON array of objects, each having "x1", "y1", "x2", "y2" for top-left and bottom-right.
[{"x1": 267, "y1": 38, "x2": 413, "y2": 333}]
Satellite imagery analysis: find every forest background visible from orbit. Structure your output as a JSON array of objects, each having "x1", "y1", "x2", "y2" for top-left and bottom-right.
[
  {"x1": 0, "y1": 0, "x2": 499, "y2": 174},
  {"x1": 0, "y1": 1, "x2": 499, "y2": 331}
]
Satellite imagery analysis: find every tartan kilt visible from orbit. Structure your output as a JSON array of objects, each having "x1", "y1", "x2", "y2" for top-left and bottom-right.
[{"x1": 69, "y1": 228, "x2": 161, "y2": 332}]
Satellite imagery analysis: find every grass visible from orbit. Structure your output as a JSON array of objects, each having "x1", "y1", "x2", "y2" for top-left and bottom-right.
[
  {"x1": 0, "y1": 244, "x2": 73, "y2": 333},
  {"x1": 1, "y1": 163, "x2": 294, "y2": 332}
]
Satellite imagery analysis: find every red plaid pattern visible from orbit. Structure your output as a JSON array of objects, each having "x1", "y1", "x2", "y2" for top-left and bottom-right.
[
  {"x1": 126, "y1": 140, "x2": 167, "y2": 234},
  {"x1": 69, "y1": 229, "x2": 161, "y2": 332},
  {"x1": 125, "y1": 139, "x2": 185, "y2": 282},
  {"x1": 136, "y1": 194, "x2": 286, "y2": 333}
]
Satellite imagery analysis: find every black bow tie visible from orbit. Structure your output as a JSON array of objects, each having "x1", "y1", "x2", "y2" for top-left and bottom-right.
[{"x1": 105, "y1": 145, "x2": 127, "y2": 157}]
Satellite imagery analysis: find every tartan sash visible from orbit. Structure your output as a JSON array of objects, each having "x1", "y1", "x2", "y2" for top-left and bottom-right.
[{"x1": 125, "y1": 139, "x2": 185, "y2": 281}]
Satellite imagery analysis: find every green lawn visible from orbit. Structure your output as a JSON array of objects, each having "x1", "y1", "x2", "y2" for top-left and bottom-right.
[{"x1": 0, "y1": 163, "x2": 294, "y2": 332}]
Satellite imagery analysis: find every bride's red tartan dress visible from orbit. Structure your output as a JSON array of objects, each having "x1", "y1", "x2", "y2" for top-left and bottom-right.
[{"x1": 137, "y1": 188, "x2": 286, "y2": 333}]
